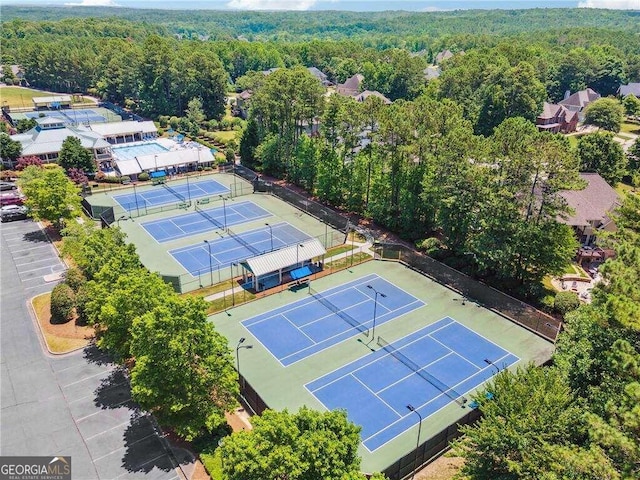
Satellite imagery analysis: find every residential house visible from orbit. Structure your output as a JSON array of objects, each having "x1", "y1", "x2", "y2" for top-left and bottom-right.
[
  {"x1": 559, "y1": 173, "x2": 620, "y2": 262},
  {"x1": 307, "y1": 67, "x2": 330, "y2": 86},
  {"x1": 9, "y1": 116, "x2": 112, "y2": 168},
  {"x1": 617, "y1": 82, "x2": 640, "y2": 98},
  {"x1": 336, "y1": 74, "x2": 364, "y2": 96},
  {"x1": 434, "y1": 50, "x2": 454, "y2": 64},
  {"x1": 234, "y1": 90, "x2": 253, "y2": 119},
  {"x1": 536, "y1": 102, "x2": 579, "y2": 133},
  {"x1": 423, "y1": 65, "x2": 441, "y2": 81},
  {"x1": 0, "y1": 64, "x2": 26, "y2": 86},
  {"x1": 558, "y1": 88, "x2": 600, "y2": 120},
  {"x1": 354, "y1": 90, "x2": 392, "y2": 105}
]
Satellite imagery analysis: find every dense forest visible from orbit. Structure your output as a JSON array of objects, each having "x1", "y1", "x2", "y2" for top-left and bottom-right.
[{"x1": 2, "y1": 8, "x2": 640, "y2": 477}]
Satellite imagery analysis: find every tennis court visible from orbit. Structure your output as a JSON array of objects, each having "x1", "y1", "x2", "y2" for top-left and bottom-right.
[
  {"x1": 170, "y1": 222, "x2": 310, "y2": 276},
  {"x1": 307, "y1": 316, "x2": 519, "y2": 451},
  {"x1": 111, "y1": 142, "x2": 169, "y2": 161},
  {"x1": 141, "y1": 200, "x2": 272, "y2": 242},
  {"x1": 113, "y1": 179, "x2": 229, "y2": 211},
  {"x1": 24, "y1": 108, "x2": 108, "y2": 123},
  {"x1": 242, "y1": 274, "x2": 425, "y2": 366}
]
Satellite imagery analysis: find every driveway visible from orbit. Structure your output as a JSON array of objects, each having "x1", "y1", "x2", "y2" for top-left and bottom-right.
[{"x1": 1, "y1": 219, "x2": 195, "y2": 479}]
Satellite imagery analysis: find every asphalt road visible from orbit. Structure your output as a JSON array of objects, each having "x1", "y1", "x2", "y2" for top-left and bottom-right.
[{"x1": 1, "y1": 219, "x2": 194, "y2": 479}]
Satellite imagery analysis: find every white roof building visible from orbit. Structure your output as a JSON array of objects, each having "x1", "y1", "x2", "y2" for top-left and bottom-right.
[
  {"x1": 114, "y1": 146, "x2": 214, "y2": 176},
  {"x1": 88, "y1": 121, "x2": 157, "y2": 142},
  {"x1": 11, "y1": 117, "x2": 110, "y2": 161}
]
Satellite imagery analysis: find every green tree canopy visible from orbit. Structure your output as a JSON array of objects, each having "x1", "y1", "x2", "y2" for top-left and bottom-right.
[
  {"x1": 622, "y1": 94, "x2": 640, "y2": 116},
  {"x1": 577, "y1": 132, "x2": 626, "y2": 185},
  {"x1": 0, "y1": 133, "x2": 22, "y2": 163},
  {"x1": 130, "y1": 296, "x2": 238, "y2": 440},
  {"x1": 18, "y1": 165, "x2": 81, "y2": 227},
  {"x1": 58, "y1": 136, "x2": 95, "y2": 173},
  {"x1": 583, "y1": 97, "x2": 625, "y2": 133},
  {"x1": 220, "y1": 407, "x2": 363, "y2": 480}
]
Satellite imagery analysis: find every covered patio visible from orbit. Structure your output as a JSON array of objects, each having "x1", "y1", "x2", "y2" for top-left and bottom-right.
[{"x1": 239, "y1": 238, "x2": 326, "y2": 292}]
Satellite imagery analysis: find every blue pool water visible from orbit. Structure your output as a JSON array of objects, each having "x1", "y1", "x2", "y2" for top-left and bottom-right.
[{"x1": 111, "y1": 142, "x2": 169, "y2": 161}]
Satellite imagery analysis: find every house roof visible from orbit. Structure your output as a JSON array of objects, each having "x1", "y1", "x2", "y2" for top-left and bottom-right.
[
  {"x1": 423, "y1": 65, "x2": 441, "y2": 80},
  {"x1": 538, "y1": 102, "x2": 578, "y2": 122},
  {"x1": 435, "y1": 50, "x2": 454, "y2": 64},
  {"x1": 237, "y1": 90, "x2": 252, "y2": 100},
  {"x1": 12, "y1": 123, "x2": 110, "y2": 156},
  {"x1": 618, "y1": 82, "x2": 640, "y2": 97},
  {"x1": 559, "y1": 88, "x2": 600, "y2": 110},
  {"x1": 307, "y1": 67, "x2": 328, "y2": 81},
  {"x1": 87, "y1": 121, "x2": 157, "y2": 137},
  {"x1": 337, "y1": 74, "x2": 364, "y2": 95},
  {"x1": 240, "y1": 238, "x2": 326, "y2": 277},
  {"x1": 0, "y1": 65, "x2": 24, "y2": 77},
  {"x1": 559, "y1": 173, "x2": 620, "y2": 227},
  {"x1": 262, "y1": 67, "x2": 280, "y2": 75},
  {"x1": 354, "y1": 90, "x2": 392, "y2": 104}
]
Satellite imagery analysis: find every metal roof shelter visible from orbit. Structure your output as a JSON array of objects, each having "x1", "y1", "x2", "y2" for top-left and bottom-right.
[{"x1": 240, "y1": 238, "x2": 326, "y2": 291}]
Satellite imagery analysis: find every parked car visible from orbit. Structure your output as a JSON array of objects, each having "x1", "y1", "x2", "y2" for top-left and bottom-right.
[
  {"x1": 0, "y1": 181, "x2": 17, "y2": 191},
  {"x1": 0, "y1": 192, "x2": 24, "y2": 206},
  {"x1": 0, "y1": 204, "x2": 28, "y2": 222}
]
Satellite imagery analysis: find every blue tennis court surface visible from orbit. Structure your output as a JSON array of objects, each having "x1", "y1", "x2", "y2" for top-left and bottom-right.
[
  {"x1": 306, "y1": 317, "x2": 519, "y2": 451},
  {"x1": 25, "y1": 108, "x2": 107, "y2": 124},
  {"x1": 170, "y1": 222, "x2": 310, "y2": 276},
  {"x1": 111, "y1": 142, "x2": 169, "y2": 161},
  {"x1": 114, "y1": 179, "x2": 229, "y2": 211},
  {"x1": 243, "y1": 274, "x2": 425, "y2": 366},
  {"x1": 141, "y1": 201, "x2": 272, "y2": 242}
]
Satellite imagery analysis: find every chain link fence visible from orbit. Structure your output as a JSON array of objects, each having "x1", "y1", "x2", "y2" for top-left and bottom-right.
[{"x1": 373, "y1": 242, "x2": 561, "y2": 343}]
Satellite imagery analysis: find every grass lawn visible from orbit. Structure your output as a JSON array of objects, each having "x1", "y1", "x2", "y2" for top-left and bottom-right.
[
  {"x1": 620, "y1": 121, "x2": 640, "y2": 135},
  {"x1": 32, "y1": 293, "x2": 93, "y2": 354},
  {"x1": 212, "y1": 130, "x2": 240, "y2": 145},
  {"x1": 615, "y1": 181, "x2": 636, "y2": 198},
  {"x1": 567, "y1": 135, "x2": 579, "y2": 149},
  {"x1": 0, "y1": 86, "x2": 93, "y2": 108},
  {"x1": 326, "y1": 244, "x2": 356, "y2": 257}
]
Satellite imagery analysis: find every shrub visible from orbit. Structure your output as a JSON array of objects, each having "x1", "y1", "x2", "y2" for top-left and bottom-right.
[
  {"x1": 75, "y1": 284, "x2": 90, "y2": 326},
  {"x1": 120, "y1": 175, "x2": 131, "y2": 184},
  {"x1": 416, "y1": 237, "x2": 444, "y2": 255},
  {"x1": 554, "y1": 291, "x2": 581, "y2": 315},
  {"x1": 64, "y1": 267, "x2": 86, "y2": 293},
  {"x1": 169, "y1": 116, "x2": 180, "y2": 130},
  {"x1": 203, "y1": 166, "x2": 213, "y2": 171},
  {"x1": 138, "y1": 172, "x2": 150, "y2": 181},
  {"x1": 50, "y1": 283, "x2": 76, "y2": 324},
  {"x1": 157, "y1": 115, "x2": 170, "y2": 128}
]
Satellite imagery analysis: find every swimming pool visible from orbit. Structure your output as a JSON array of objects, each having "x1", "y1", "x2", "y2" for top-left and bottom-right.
[{"x1": 111, "y1": 142, "x2": 169, "y2": 161}]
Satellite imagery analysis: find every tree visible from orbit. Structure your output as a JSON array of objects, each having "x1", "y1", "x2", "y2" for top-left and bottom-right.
[
  {"x1": 622, "y1": 94, "x2": 640, "y2": 117},
  {"x1": 15, "y1": 118, "x2": 37, "y2": 133},
  {"x1": 18, "y1": 165, "x2": 81, "y2": 227},
  {"x1": 583, "y1": 98, "x2": 625, "y2": 133},
  {"x1": 85, "y1": 269, "x2": 174, "y2": 362},
  {"x1": 0, "y1": 133, "x2": 22, "y2": 163},
  {"x1": 220, "y1": 407, "x2": 362, "y2": 480},
  {"x1": 578, "y1": 132, "x2": 626, "y2": 185},
  {"x1": 130, "y1": 296, "x2": 238, "y2": 440},
  {"x1": 453, "y1": 365, "x2": 616, "y2": 480},
  {"x1": 185, "y1": 97, "x2": 206, "y2": 138},
  {"x1": 58, "y1": 136, "x2": 95, "y2": 172},
  {"x1": 15, "y1": 156, "x2": 43, "y2": 170}
]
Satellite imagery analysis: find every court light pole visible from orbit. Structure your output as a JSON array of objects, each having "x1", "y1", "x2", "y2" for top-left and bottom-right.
[
  {"x1": 204, "y1": 240, "x2": 213, "y2": 286},
  {"x1": 132, "y1": 183, "x2": 141, "y2": 217},
  {"x1": 366, "y1": 285, "x2": 386, "y2": 340},
  {"x1": 407, "y1": 404, "x2": 423, "y2": 480},
  {"x1": 296, "y1": 243, "x2": 305, "y2": 267},
  {"x1": 116, "y1": 215, "x2": 128, "y2": 227},
  {"x1": 236, "y1": 337, "x2": 253, "y2": 392},
  {"x1": 230, "y1": 262, "x2": 238, "y2": 306},
  {"x1": 219, "y1": 195, "x2": 227, "y2": 231},
  {"x1": 185, "y1": 173, "x2": 191, "y2": 203},
  {"x1": 265, "y1": 223, "x2": 274, "y2": 252}
]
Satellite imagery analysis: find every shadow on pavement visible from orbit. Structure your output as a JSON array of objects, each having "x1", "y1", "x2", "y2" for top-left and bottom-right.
[
  {"x1": 94, "y1": 367, "x2": 138, "y2": 410},
  {"x1": 22, "y1": 230, "x2": 50, "y2": 244},
  {"x1": 83, "y1": 343, "x2": 113, "y2": 366}
]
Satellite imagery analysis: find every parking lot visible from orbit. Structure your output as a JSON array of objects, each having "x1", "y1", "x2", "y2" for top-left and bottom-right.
[{"x1": 1, "y1": 218, "x2": 194, "y2": 479}]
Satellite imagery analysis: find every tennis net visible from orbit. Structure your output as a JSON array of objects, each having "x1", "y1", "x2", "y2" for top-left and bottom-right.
[
  {"x1": 227, "y1": 228, "x2": 260, "y2": 255},
  {"x1": 162, "y1": 183, "x2": 186, "y2": 202},
  {"x1": 309, "y1": 287, "x2": 368, "y2": 335},
  {"x1": 377, "y1": 335, "x2": 467, "y2": 406},
  {"x1": 195, "y1": 205, "x2": 224, "y2": 230}
]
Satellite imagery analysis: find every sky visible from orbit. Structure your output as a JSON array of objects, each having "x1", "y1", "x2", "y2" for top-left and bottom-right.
[{"x1": 3, "y1": 0, "x2": 639, "y2": 11}]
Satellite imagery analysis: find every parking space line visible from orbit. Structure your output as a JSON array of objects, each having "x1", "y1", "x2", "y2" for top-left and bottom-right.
[
  {"x1": 75, "y1": 397, "x2": 132, "y2": 423},
  {"x1": 84, "y1": 420, "x2": 133, "y2": 441},
  {"x1": 11, "y1": 244, "x2": 56, "y2": 253},
  {"x1": 15, "y1": 257, "x2": 61, "y2": 267},
  {"x1": 61, "y1": 367, "x2": 118, "y2": 388},
  {"x1": 19, "y1": 264, "x2": 62, "y2": 274}
]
